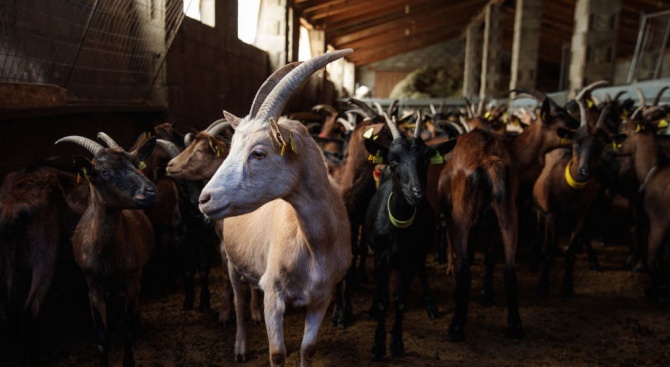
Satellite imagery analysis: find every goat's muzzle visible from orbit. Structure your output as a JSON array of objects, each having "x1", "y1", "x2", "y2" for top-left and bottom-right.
[{"x1": 134, "y1": 185, "x2": 157, "y2": 207}]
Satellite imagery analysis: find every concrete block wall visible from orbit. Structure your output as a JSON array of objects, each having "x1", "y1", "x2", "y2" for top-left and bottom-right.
[
  {"x1": 357, "y1": 39, "x2": 465, "y2": 98},
  {"x1": 166, "y1": 14, "x2": 270, "y2": 130}
]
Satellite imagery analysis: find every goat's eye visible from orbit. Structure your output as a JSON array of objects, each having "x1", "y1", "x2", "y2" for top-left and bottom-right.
[
  {"x1": 100, "y1": 169, "x2": 111, "y2": 178},
  {"x1": 251, "y1": 150, "x2": 266, "y2": 160}
]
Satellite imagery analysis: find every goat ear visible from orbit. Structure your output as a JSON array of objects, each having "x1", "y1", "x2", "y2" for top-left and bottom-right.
[
  {"x1": 556, "y1": 127, "x2": 576, "y2": 141},
  {"x1": 539, "y1": 98, "x2": 553, "y2": 124},
  {"x1": 135, "y1": 136, "x2": 156, "y2": 162},
  {"x1": 363, "y1": 138, "x2": 388, "y2": 164},
  {"x1": 223, "y1": 110, "x2": 241, "y2": 129},
  {"x1": 73, "y1": 155, "x2": 94, "y2": 179}
]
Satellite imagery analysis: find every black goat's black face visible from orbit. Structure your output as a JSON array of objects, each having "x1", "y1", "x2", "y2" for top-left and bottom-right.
[
  {"x1": 387, "y1": 138, "x2": 430, "y2": 206},
  {"x1": 85, "y1": 150, "x2": 157, "y2": 209}
]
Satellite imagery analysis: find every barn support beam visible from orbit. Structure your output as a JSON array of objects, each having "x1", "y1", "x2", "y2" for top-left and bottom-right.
[
  {"x1": 479, "y1": 2, "x2": 503, "y2": 98},
  {"x1": 463, "y1": 22, "x2": 482, "y2": 99},
  {"x1": 509, "y1": 0, "x2": 542, "y2": 91},
  {"x1": 568, "y1": 0, "x2": 621, "y2": 97},
  {"x1": 256, "y1": 0, "x2": 300, "y2": 70}
]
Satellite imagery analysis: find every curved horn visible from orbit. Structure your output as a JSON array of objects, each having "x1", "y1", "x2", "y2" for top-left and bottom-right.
[
  {"x1": 374, "y1": 102, "x2": 384, "y2": 115},
  {"x1": 477, "y1": 96, "x2": 488, "y2": 116},
  {"x1": 312, "y1": 104, "x2": 338, "y2": 115},
  {"x1": 249, "y1": 61, "x2": 302, "y2": 118},
  {"x1": 96, "y1": 132, "x2": 121, "y2": 149},
  {"x1": 382, "y1": 112, "x2": 402, "y2": 140},
  {"x1": 634, "y1": 86, "x2": 647, "y2": 107},
  {"x1": 256, "y1": 49, "x2": 353, "y2": 122},
  {"x1": 204, "y1": 118, "x2": 225, "y2": 132},
  {"x1": 156, "y1": 139, "x2": 182, "y2": 158},
  {"x1": 577, "y1": 97, "x2": 588, "y2": 128},
  {"x1": 206, "y1": 120, "x2": 232, "y2": 137},
  {"x1": 630, "y1": 105, "x2": 644, "y2": 120},
  {"x1": 652, "y1": 86, "x2": 668, "y2": 106},
  {"x1": 463, "y1": 97, "x2": 474, "y2": 119},
  {"x1": 575, "y1": 80, "x2": 609, "y2": 102},
  {"x1": 184, "y1": 132, "x2": 194, "y2": 147},
  {"x1": 55, "y1": 136, "x2": 104, "y2": 156},
  {"x1": 414, "y1": 109, "x2": 423, "y2": 139},
  {"x1": 348, "y1": 98, "x2": 378, "y2": 119},
  {"x1": 336, "y1": 117, "x2": 355, "y2": 132},
  {"x1": 387, "y1": 100, "x2": 399, "y2": 118},
  {"x1": 430, "y1": 103, "x2": 436, "y2": 115},
  {"x1": 613, "y1": 91, "x2": 626, "y2": 102}
]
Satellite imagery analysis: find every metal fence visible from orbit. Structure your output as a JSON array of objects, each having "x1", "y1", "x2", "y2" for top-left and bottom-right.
[
  {"x1": 627, "y1": 9, "x2": 670, "y2": 83},
  {"x1": 0, "y1": 0, "x2": 189, "y2": 105}
]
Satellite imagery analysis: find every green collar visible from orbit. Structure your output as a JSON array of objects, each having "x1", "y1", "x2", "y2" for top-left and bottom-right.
[{"x1": 387, "y1": 192, "x2": 416, "y2": 229}]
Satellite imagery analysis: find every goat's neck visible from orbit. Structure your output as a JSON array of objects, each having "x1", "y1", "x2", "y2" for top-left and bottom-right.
[
  {"x1": 388, "y1": 185, "x2": 416, "y2": 220},
  {"x1": 284, "y1": 156, "x2": 338, "y2": 248},
  {"x1": 508, "y1": 121, "x2": 544, "y2": 174},
  {"x1": 87, "y1": 188, "x2": 123, "y2": 249},
  {"x1": 632, "y1": 134, "x2": 659, "y2": 184}
]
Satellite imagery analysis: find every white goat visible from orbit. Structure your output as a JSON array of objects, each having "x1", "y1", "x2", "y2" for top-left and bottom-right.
[{"x1": 198, "y1": 49, "x2": 353, "y2": 367}]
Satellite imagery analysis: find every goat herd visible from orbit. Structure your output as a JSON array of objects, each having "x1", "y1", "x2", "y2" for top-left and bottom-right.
[{"x1": 1, "y1": 50, "x2": 670, "y2": 366}]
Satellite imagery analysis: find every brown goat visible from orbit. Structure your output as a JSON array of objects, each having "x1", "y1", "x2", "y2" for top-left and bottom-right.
[
  {"x1": 56, "y1": 133, "x2": 157, "y2": 367},
  {"x1": 439, "y1": 96, "x2": 579, "y2": 341}
]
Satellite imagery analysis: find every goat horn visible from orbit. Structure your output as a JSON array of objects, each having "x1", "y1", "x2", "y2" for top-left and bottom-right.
[
  {"x1": 374, "y1": 102, "x2": 384, "y2": 115},
  {"x1": 184, "y1": 132, "x2": 194, "y2": 147},
  {"x1": 575, "y1": 80, "x2": 609, "y2": 102},
  {"x1": 430, "y1": 104, "x2": 436, "y2": 115},
  {"x1": 256, "y1": 49, "x2": 353, "y2": 122},
  {"x1": 156, "y1": 139, "x2": 181, "y2": 158},
  {"x1": 207, "y1": 119, "x2": 232, "y2": 137},
  {"x1": 387, "y1": 100, "x2": 399, "y2": 118},
  {"x1": 312, "y1": 104, "x2": 338, "y2": 115},
  {"x1": 348, "y1": 98, "x2": 378, "y2": 119},
  {"x1": 336, "y1": 117, "x2": 355, "y2": 132},
  {"x1": 630, "y1": 106, "x2": 644, "y2": 120},
  {"x1": 414, "y1": 109, "x2": 423, "y2": 139},
  {"x1": 652, "y1": 86, "x2": 668, "y2": 106},
  {"x1": 477, "y1": 96, "x2": 488, "y2": 116},
  {"x1": 382, "y1": 112, "x2": 402, "y2": 140},
  {"x1": 249, "y1": 61, "x2": 302, "y2": 118},
  {"x1": 576, "y1": 97, "x2": 588, "y2": 128},
  {"x1": 55, "y1": 136, "x2": 104, "y2": 156},
  {"x1": 439, "y1": 101, "x2": 446, "y2": 114},
  {"x1": 634, "y1": 86, "x2": 647, "y2": 107},
  {"x1": 463, "y1": 97, "x2": 474, "y2": 119},
  {"x1": 613, "y1": 91, "x2": 626, "y2": 102},
  {"x1": 96, "y1": 132, "x2": 121, "y2": 149}
]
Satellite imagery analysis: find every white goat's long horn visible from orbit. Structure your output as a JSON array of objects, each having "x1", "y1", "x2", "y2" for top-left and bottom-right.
[
  {"x1": 156, "y1": 139, "x2": 181, "y2": 158},
  {"x1": 414, "y1": 110, "x2": 423, "y2": 139},
  {"x1": 595, "y1": 104, "x2": 611, "y2": 131},
  {"x1": 249, "y1": 62, "x2": 301, "y2": 119},
  {"x1": 96, "y1": 132, "x2": 121, "y2": 149},
  {"x1": 207, "y1": 120, "x2": 232, "y2": 137},
  {"x1": 256, "y1": 49, "x2": 353, "y2": 122},
  {"x1": 55, "y1": 136, "x2": 104, "y2": 156},
  {"x1": 205, "y1": 118, "x2": 227, "y2": 132},
  {"x1": 383, "y1": 112, "x2": 402, "y2": 140}
]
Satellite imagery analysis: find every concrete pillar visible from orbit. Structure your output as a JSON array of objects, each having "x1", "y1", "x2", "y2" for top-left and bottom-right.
[
  {"x1": 255, "y1": 0, "x2": 298, "y2": 70},
  {"x1": 463, "y1": 22, "x2": 482, "y2": 99},
  {"x1": 480, "y1": 2, "x2": 504, "y2": 98},
  {"x1": 568, "y1": 0, "x2": 621, "y2": 97},
  {"x1": 509, "y1": 0, "x2": 542, "y2": 91}
]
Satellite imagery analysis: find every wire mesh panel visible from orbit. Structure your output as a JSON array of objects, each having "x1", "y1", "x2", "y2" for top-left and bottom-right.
[
  {"x1": 627, "y1": 9, "x2": 670, "y2": 83},
  {"x1": 0, "y1": 0, "x2": 189, "y2": 104}
]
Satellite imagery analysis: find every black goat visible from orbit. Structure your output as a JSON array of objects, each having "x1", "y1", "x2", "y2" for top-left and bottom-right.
[{"x1": 363, "y1": 113, "x2": 456, "y2": 360}]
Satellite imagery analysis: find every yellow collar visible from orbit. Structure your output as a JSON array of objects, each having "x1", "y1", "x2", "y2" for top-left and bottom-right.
[
  {"x1": 387, "y1": 192, "x2": 416, "y2": 229},
  {"x1": 564, "y1": 159, "x2": 589, "y2": 189}
]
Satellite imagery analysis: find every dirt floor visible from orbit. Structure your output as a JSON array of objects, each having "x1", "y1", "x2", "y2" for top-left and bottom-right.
[{"x1": 2, "y1": 207, "x2": 670, "y2": 367}]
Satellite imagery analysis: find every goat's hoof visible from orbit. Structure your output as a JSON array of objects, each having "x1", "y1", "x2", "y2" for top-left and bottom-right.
[
  {"x1": 479, "y1": 290, "x2": 494, "y2": 306},
  {"x1": 234, "y1": 353, "x2": 247, "y2": 363},
  {"x1": 390, "y1": 340, "x2": 404, "y2": 357},
  {"x1": 251, "y1": 313, "x2": 263, "y2": 324},
  {"x1": 426, "y1": 305, "x2": 439, "y2": 320},
  {"x1": 507, "y1": 324, "x2": 524, "y2": 339},
  {"x1": 535, "y1": 285, "x2": 548, "y2": 298},
  {"x1": 183, "y1": 300, "x2": 194, "y2": 311},
  {"x1": 371, "y1": 343, "x2": 385, "y2": 361},
  {"x1": 448, "y1": 325, "x2": 465, "y2": 342}
]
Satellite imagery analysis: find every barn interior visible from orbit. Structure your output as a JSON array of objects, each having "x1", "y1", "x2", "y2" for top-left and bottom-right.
[{"x1": 2, "y1": 0, "x2": 670, "y2": 366}]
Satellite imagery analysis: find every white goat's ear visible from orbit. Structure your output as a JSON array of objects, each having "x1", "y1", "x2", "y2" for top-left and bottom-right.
[
  {"x1": 269, "y1": 117, "x2": 288, "y2": 155},
  {"x1": 223, "y1": 110, "x2": 241, "y2": 129}
]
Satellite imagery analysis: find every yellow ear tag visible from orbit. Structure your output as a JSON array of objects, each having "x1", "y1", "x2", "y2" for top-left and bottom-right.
[
  {"x1": 611, "y1": 141, "x2": 622, "y2": 150},
  {"x1": 79, "y1": 167, "x2": 90, "y2": 183},
  {"x1": 139, "y1": 161, "x2": 147, "y2": 170},
  {"x1": 502, "y1": 112, "x2": 509, "y2": 124},
  {"x1": 586, "y1": 99, "x2": 594, "y2": 108},
  {"x1": 430, "y1": 151, "x2": 444, "y2": 165},
  {"x1": 289, "y1": 132, "x2": 298, "y2": 154},
  {"x1": 658, "y1": 119, "x2": 668, "y2": 129},
  {"x1": 368, "y1": 150, "x2": 384, "y2": 164},
  {"x1": 484, "y1": 111, "x2": 491, "y2": 120},
  {"x1": 559, "y1": 136, "x2": 571, "y2": 145},
  {"x1": 635, "y1": 124, "x2": 643, "y2": 133}
]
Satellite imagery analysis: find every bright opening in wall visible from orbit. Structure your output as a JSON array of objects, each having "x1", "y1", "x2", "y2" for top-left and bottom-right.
[
  {"x1": 238, "y1": 0, "x2": 261, "y2": 45},
  {"x1": 183, "y1": 0, "x2": 215, "y2": 28},
  {"x1": 299, "y1": 26, "x2": 312, "y2": 61}
]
